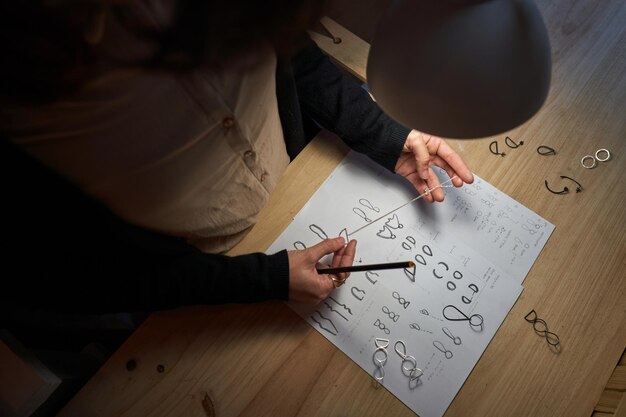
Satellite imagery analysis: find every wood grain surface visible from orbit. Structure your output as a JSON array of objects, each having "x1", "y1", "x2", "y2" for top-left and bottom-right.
[{"x1": 59, "y1": 1, "x2": 625, "y2": 416}]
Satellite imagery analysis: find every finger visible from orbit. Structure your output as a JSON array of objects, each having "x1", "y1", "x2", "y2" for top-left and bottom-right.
[
  {"x1": 410, "y1": 135, "x2": 431, "y2": 180},
  {"x1": 432, "y1": 140, "x2": 474, "y2": 184},
  {"x1": 428, "y1": 156, "x2": 459, "y2": 186},
  {"x1": 307, "y1": 237, "x2": 345, "y2": 262},
  {"x1": 337, "y1": 239, "x2": 357, "y2": 268},
  {"x1": 425, "y1": 167, "x2": 445, "y2": 202}
]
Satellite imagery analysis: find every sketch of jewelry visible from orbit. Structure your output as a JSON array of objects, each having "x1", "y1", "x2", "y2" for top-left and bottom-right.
[
  {"x1": 352, "y1": 207, "x2": 372, "y2": 222},
  {"x1": 514, "y1": 237, "x2": 530, "y2": 249},
  {"x1": 374, "y1": 319, "x2": 391, "y2": 335},
  {"x1": 409, "y1": 323, "x2": 433, "y2": 334},
  {"x1": 404, "y1": 263, "x2": 416, "y2": 282},
  {"x1": 309, "y1": 224, "x2": 328, "y2": 240},
  {"x1": 392, "y1": 291, "x2": 410, "y2": 309},
  {"x1": 433, "y1": 261, "x2": 449, "y2": 279},
  {"x1": 420, "y1": 309, "x2": 430, "y2": 316},
  {"x1": 365, "y1": 271, "x2": 379, "y2": 285},
  {"x1": 521, "y1": 224, "x2": 538, "y2": 235},
  {"x1": 376, "y1": 224, "x2": 396, "y2": 239},
  {"x1": 447, "y1": 281, "x2": 457, "y2": 291},
  {"x1": 351, "y1": 286, "x2": 366, "y2": 301},
  {"x1": 462, "y1": 284, "x2": 479, "y2": 305},
  {"x1": 384, "y1": 213, "x2": 403, "y2": 229},
  {"x1": 359, "y1": 198, "x2": 380, "y2": 213},
  {"x1": 293, "y1": 241, "x2": 306, "y2": 250},
  {"x1": 311, "y1": 310, "x2": 338, "y2": 336},
  {"x1": 402, "y1": 241, "x2": 412, "y2": 251},
  {"x1": 324, "y1": 301, "x2": 348, "y2": 321},
  {"x1": 373, "y1": 365, "x2": 385, "y2": 387},
  {"x1": 382, "y1": 306, "x2": 400, "y2": 322},
  {"x1": 422, "y1": 245, "x2": 433, "y2": 257},
  {"x1": 414, "y1": 254, "x2": 427, "y2": 266},
  {"x1": 442, "y1": 327, "x2": 462, "y2": 345},
  {"x1": 443, "y1": 305, "x2": 484, "y2": 332},
  {"x1": 453, "y1": 271, "x2": 463, "y2": 280},
  {"x1": 327, "y1": 296, "x2": 353, "y2": 316},
  {"x1": 433, "y1": 341, "x2": 454, "y2": 359}
]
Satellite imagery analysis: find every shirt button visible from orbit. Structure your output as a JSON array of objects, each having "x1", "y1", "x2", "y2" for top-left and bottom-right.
[
  {"x1": 260, "y1": 172, "x2": 267, "y2": 182},
  {"x1": 244, "y1": 150, "x2": 255, "y2": 158},
  {"x1": 222, "y1": 117, "x2": 235, "y2": 128}
]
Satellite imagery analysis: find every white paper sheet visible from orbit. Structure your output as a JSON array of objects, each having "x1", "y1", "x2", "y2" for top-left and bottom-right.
[{"x1": 268, "y1": 151, "x2": 554, "y2": 417}]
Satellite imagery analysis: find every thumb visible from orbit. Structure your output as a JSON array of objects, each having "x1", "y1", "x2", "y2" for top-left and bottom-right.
[{"x1": 308, "y1": 237, "x2": 345, "y2": 262}]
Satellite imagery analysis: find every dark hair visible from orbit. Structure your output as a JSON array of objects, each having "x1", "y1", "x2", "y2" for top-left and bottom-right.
[{"x1": 0, "y1": 0, "x2": 327, "y2": 102}]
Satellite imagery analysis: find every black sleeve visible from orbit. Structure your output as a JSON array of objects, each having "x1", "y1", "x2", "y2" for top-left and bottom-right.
[
  {"x1": 1, "y1": 139, "x2": 289, "y2": 314},
  {"x1": 291, "y1": 38, "x2": 411, "y2": 171}
]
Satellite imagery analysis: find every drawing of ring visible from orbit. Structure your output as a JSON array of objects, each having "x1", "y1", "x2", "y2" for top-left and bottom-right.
[
  {"x1": 330, "y1": 275, "x2": 346, "y2": 288},
  {"x1": 595, "y1": 148, "x2": 611, "y2": 162},
  {"x1": 581, "y1": 155, "x2": 596, "y2": 169}
]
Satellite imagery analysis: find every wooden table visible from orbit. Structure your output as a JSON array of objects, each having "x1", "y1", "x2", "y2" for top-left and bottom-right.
[{"x1": 60, "y1": 1, "x2": 625, "y2": 416}]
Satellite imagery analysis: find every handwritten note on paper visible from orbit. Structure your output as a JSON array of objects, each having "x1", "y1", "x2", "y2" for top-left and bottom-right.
[{"x1": 268, "y1": 151, "x2": 554, "y2": 417}]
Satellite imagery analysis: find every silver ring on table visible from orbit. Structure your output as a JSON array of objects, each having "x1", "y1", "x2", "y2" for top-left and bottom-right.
[
  {"x1": 595, "y1": 148, "x2": 610, "y2": 162},
  {"x1": 581, "y1": 155, "x2": 596, "y2": 169}
]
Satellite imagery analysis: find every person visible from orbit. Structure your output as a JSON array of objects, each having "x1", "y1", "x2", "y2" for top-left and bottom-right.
[{"x1": 0, "y1": 0, "x2": 473, "y2": 315}]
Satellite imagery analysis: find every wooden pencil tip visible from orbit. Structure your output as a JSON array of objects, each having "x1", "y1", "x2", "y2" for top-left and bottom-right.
[{"x1": 408, "y1": 261, "x2": 414, "y2": 268}]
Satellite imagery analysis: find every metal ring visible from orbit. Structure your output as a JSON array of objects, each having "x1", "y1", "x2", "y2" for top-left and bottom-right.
[
  {"x1": 373, "y1": 347, "x2": 388, "y2": 367},
  {"x1": 581, "y1": 155, "x2": 596, "y2": 169},
  {"x1": 330, "y1": 275, "x2": 346, "y2": 288},
  {"x1": 595, "y1": 148, "x2": 610, "y2": 162}
]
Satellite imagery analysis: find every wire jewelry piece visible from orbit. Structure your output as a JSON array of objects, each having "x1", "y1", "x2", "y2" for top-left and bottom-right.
[
  {"x1": 489, "y1": 140, "x2": 505, "y2": 157},
  {"x1": 537, "y1": 145, "x2": 556, "y2": 155},
  {"x1": 524, "y1": 310, "x2": 561, "y2": 352},
  {"x1": 394, "y1": 341, "x2": 423, "y2": 388},
  {"x1": 560, "y1": 176, "x2": 583, "y2": 192},
  {"x1": 581, "y1": 155, "x2": 597, "y2": 169},
  {"x1": 595, "y1": 148, "x2": 611, "y2": 162},
  {"x1": 442, "y1": 305, "x2": 484, "y2": 331},
  {"x1": 544, "y1": 180, "x2": 569, "y2": 195},
  {"x1": 505, "y1": 136, "x2": 524, "y2": 148}
]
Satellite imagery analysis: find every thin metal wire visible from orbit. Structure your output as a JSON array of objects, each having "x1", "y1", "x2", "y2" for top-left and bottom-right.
[{"x1": 348, "y1": 176, "x2": 458, "y2": 236}]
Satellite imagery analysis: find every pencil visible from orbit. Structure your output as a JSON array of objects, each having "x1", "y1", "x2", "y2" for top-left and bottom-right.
[{"x1": 316, "y1": 261, "x2": 414, "y2": 275}]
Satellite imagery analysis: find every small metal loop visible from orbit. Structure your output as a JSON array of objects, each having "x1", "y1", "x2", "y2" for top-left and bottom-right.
[
  {"x1": 401, "y1": 356, "x2": 418, "y2": 378},
  {"x1": 394, "y1": 340, "x2": 408, "y2": 359},
  {"x1": 374, "y1": 338, "x2": 389, "y2": 350},
  {"x1": 409, "y1": 367, "x2": 424, "y2": 381},
  {"x1": 524, "y1": 309, "x2": 538, "y2": 323},
  {"x1": 373, "y1": 364, "x2": 385, "y2": 382},
  {"x1": 581, "y1": 155, "x2": 596, "y2": 169},
  {"x1": 505, "y1": 136, "x2": 524, "y2": 149},
  {"x1": 373, "y1": 347, "x2": 389, "y2": 367},
  {"x1": 595, "y1": 148, "x2": 611, "y2": 162},
  {"x1": 489, "y1": 140, "x2": 505, "y2": 157},
  {"x1": 537, "y1": 145, "x2": 556, "y2": 156}
]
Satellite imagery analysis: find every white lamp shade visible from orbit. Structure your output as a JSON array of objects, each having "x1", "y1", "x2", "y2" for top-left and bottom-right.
[{"x1": 367, "y1": 0, "x2": 551, "y2": 139}]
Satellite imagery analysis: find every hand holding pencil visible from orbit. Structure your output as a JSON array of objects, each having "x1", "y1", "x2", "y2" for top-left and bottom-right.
[{"x1": 287, "y1": 237, "x2": 357, "y2": 304}]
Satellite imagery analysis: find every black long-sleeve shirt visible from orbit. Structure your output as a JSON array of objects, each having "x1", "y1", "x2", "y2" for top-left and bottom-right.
[{"x1": 1, "y1": 40, "x2": 409, "y2": 314}]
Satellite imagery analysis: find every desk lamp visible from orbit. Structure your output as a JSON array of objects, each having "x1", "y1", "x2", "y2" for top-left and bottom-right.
[{"x1": 366, "y1": 0, "x2": 551, "y2": 138}]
